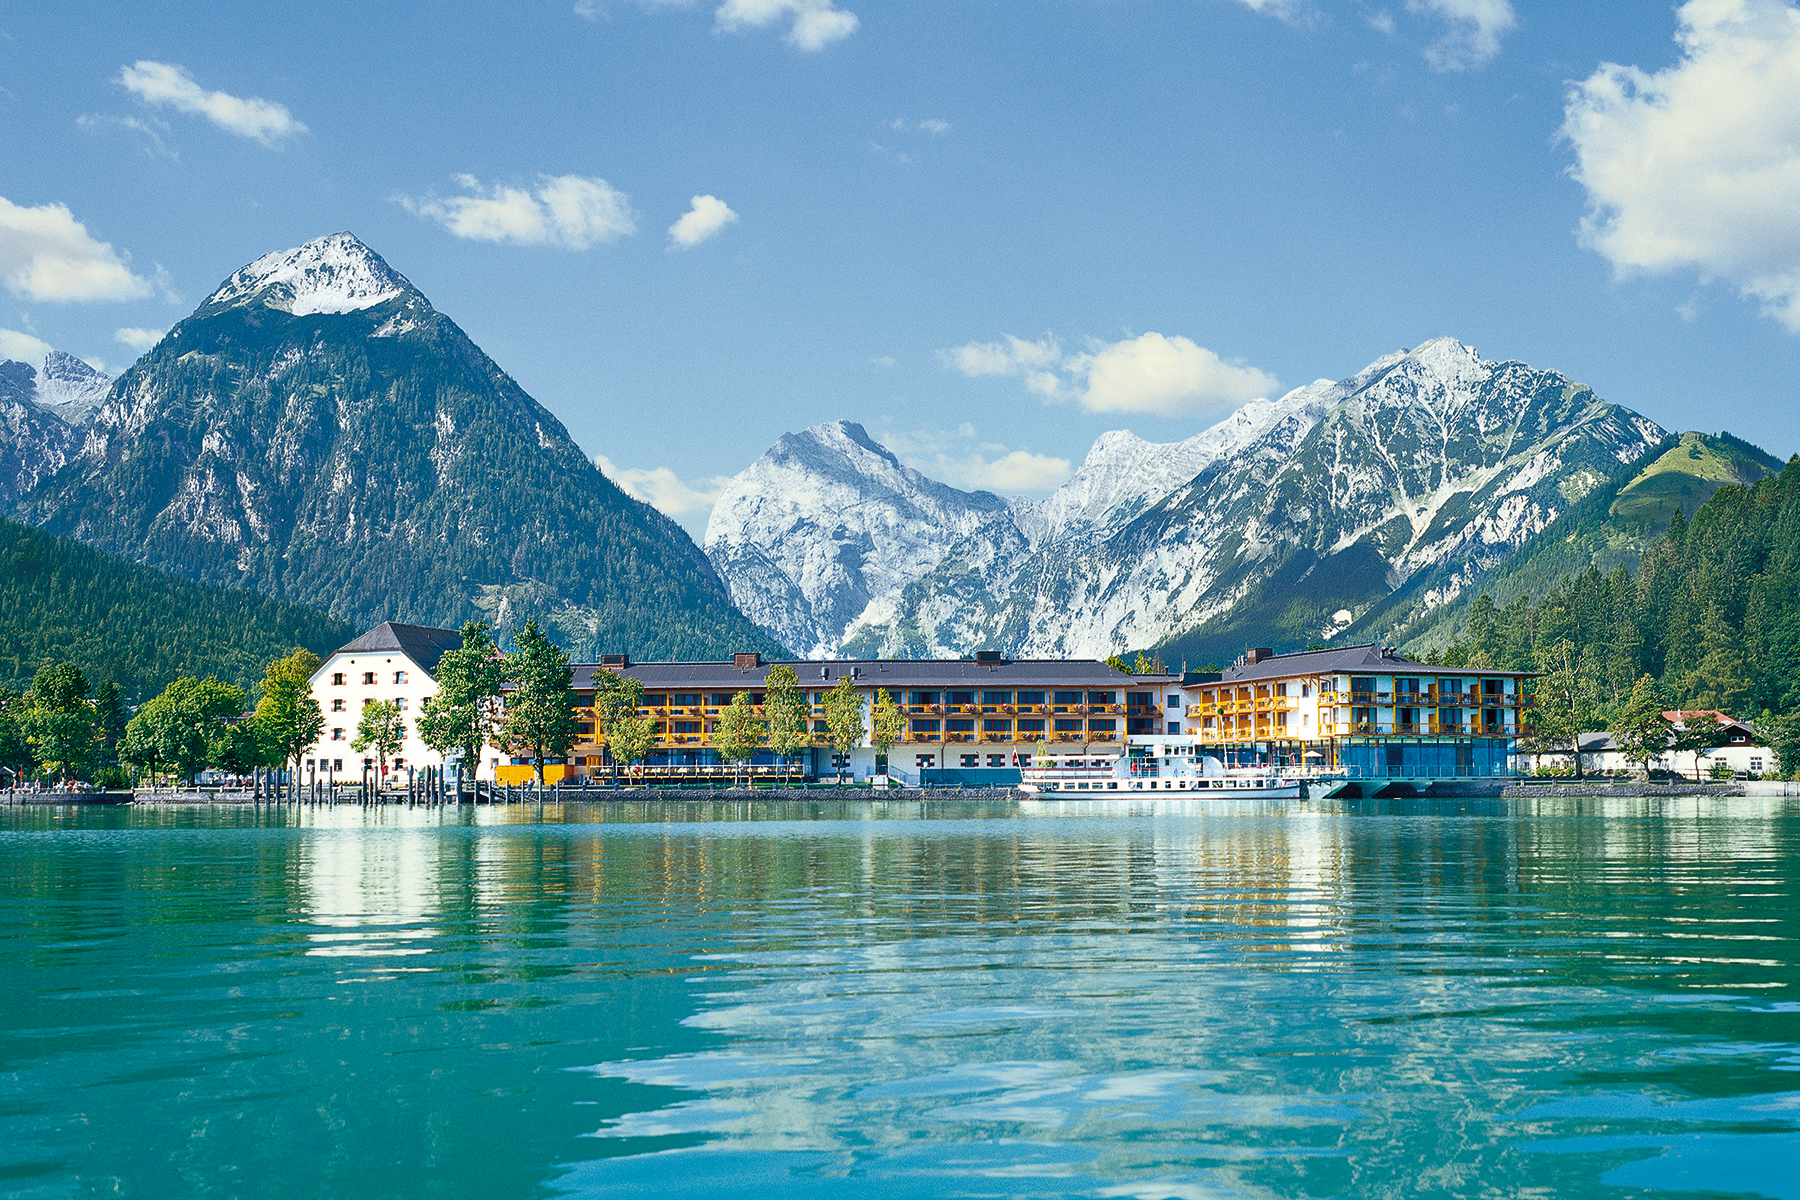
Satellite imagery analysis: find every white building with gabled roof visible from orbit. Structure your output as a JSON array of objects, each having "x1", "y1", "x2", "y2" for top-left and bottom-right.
[{"x1": 299, "y1": 622, "x2": 473, "y2": 784}]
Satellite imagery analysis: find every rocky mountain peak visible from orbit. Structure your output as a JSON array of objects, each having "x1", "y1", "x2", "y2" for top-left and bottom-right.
[
  {"x1": 34, "y1": 351, "x2": 111, "y2": 424},
  {"x1": 203, "y1": 231, "x2": 415, "y2": 317}
]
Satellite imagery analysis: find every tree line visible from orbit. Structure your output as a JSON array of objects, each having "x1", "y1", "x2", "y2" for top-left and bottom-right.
[{"x1": 1429, "y1": 456, "x2": 1800, "y2": 776}]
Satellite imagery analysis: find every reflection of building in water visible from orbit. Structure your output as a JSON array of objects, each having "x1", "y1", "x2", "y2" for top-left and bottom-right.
[{"x1": 299, "y1": 809, "x2": 448, "y2": 960}]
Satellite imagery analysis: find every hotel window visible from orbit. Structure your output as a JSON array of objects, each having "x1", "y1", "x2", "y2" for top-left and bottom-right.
[
  {"x1": 362, "y1": 671, "x2": 376, "y2": 685},
  {"x1": 960, "y1": 755, "x2": 978, "y2": 768},
  {"x1": 911, "y1": 719, "x2": 941, "y2": 734},
  {"x1": 332, "y1": 759, "x2": 343, "y2": 771},
  {"x1": 983, "y1": 719, "x2": 1011, "y2": 733},
  {"x1": 1053, "y1": 691, "x2": 1083, "y2": 707},
  {"x1": 916, "y1": 754, "x2": 936, "y2": 769},
  {"x1": 948, "y1": 691, "x2": 975, "y2": 707},
  {"x1": 947, "y1": 719, "x2": 974, "y2": 733},
  {"x1": 1054, "y1": 718, "x2": 1084, "y2": 733},
  {"x1": 910, "y1": 691, "x2": 940, "y2": 706},
  {"x1": 707, "y1": 693, "x2": 734, "y2": 706},
  {"x1": 1088, "y1": 718, "x2": 1117, "y2": 732},
  {"x1": 673, "y1": 721, "x2": 701, "y2": 734},
  {"x1": 673, "y1": 693, "x2": 701, "y2": 707},
  {"x1": 331, "y1": 698, "x2": 345, "y2": 712},
  {"x1": 641, "y1": 694, "x2": 665, "y2": 706},
  {"x1": 1301, "y1": 683, "x2": 1310, "y2": 697},
  {"x1": 330, "y1": 728, "x2": 344, "y2": 741},
  {"x1": 1017, "y1": 719, "x2": 1044, "y2": 733},
  {"x1": 394, "y1": 698, "x2": 407, "y2": 711},
  {"x1": 394, "y1": 670, "x2": 408, "y2": 684},
  {"x1": 330, "y1": 672, "x2": 345, "y2": 686},
  {"x1": 988, "y1": 755, "x2": 1006, "y2": 768},
  {"x1": 1088, "y1": 691, "x2": 1116, "y2": 706},
  {"x1": 1016, "y1": 691, "x2": 1045, "y2": 707}
]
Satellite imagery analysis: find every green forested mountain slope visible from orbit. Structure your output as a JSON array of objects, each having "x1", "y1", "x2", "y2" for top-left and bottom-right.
[
  {"x1": 0, "y1": 515, "x2": 354, "y2": 702},
  {"x1": 1383, "y1": 431, "x2": 1783, "y2": 656},
  {"x1": 16, "y1": 233, "x2": 786, "y2": 661},
  {"x1": 1421, "y1": 455, "x2": 1800, "y2": 719}
]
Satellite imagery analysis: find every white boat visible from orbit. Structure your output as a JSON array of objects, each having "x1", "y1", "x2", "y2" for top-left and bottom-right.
[{"x1": 1018, "y1": 736, "x2": 1306, "y2": 798}]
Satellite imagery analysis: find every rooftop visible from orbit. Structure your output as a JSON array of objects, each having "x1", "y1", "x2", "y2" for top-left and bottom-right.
[
  {"x1": 335, "y1": 622, "x2": 465, "y2": 673},
  {"x1": 1213, "y1": 642, "x2": 1533, "y2": 684},
  {"x1": 571, "y1": 657, "x2": 1177, "y2": 692}
]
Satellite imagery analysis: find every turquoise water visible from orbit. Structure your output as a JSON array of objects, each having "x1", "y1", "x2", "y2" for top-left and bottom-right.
[{"x1": 3, "y1": 796, "x2": 1799, "y2": 1199}]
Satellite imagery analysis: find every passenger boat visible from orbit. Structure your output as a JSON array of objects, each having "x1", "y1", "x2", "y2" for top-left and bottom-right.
[{"x1": 1018, "y1": 736, "x2": 1305, "y2": 798}]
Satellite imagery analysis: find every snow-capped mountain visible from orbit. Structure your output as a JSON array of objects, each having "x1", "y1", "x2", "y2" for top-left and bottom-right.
[
  {"x1": 711, "y1": 338, "x2": 1666, "y2": 660},
  {"x1": 0, "y1": 351, "x2": 113, "y2": 505},
  {"x1": 704, "y1": 420, "x2": 1012, "y2": 657},
  {"x1": 16, "y1": 232, "x2": 781, "y2": 660},
  {"x1": 204, "y1": 231, "x2": 411, "y2": 317}
]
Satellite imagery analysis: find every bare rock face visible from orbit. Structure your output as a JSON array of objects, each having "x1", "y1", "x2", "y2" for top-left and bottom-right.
[
  {"x1": 14, "y1": 232, "x2": 783, "y2": 660},
  {"x1": 0, "y1": 353, "x2": 112, "y2": 507},
  {"x1": 709, "y1": 339, "x2": 1666, "y2": 660}
]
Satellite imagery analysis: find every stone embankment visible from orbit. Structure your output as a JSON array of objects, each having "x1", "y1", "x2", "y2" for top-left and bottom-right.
[{"x1": 1501, "y1": 781, "x2": 1742, "y2": 797}]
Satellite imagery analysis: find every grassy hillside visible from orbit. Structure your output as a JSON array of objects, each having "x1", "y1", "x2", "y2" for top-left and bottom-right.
[{"x1": 0, "y1": 515, "x2": 355, "y2": 702}]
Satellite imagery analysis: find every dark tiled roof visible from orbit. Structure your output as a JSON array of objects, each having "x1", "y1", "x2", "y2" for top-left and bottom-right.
[
  {"x1": 1217, "y1": 643, "x2": 1534, "y2": 684},
  {"x1": 570, "y1": 658, "x2": 1178, "y2": 692},
  {"x1": 336, "y1": 622, "x2": 465, "y2": 673}
]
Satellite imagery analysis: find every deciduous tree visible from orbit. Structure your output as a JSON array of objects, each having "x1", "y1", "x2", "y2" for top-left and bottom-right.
[
  {"x1": 869, "y1": 687, "x2": 904, "y2": 779},
  {"x1": 253, "y1": 648, "x2": 324, "y2": 783},
  {"x1": 121, "y1": 676, "x2": 247, "y2": 785},
  {"x1": 822, "y1": 675, "x2": 864, "y2": 785},
  {"x1": 711, "y1": 690, "x2": 764, "y2": 787},
  {"x1": 501, "y1": 620, "x2": 577, "y2": 785},
  {"x1": 352, "y1": 699, "x2": 406, "y2": 780},
  {"x1": 417, "y1": 620, "x2": 504, "y2": 777},
  {"x1": 23, "y1": 663, "x2": 97, "y2": 784},
  {"x1": 763, "y1": 665, "x2": 809, "y2": 777}
]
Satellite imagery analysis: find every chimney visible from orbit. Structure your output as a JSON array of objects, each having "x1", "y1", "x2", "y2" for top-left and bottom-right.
[
  {"x1": 1246, "y1": 647, "x2": 1275, "y2": 665},
  {"x1": 974, "y1": 650, "x2": 1003, "y2": 665},
  {"x1": 734, "y1": 652, "x2": 762, "y2": 670},
  {"x1": 599, "y1": 654, "x2": 630, "y2": 670}
]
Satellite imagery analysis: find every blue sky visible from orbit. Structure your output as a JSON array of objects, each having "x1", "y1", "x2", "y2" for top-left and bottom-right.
[{"x1": 5, "y1": 0, "x2": 1800, "y2": 535}]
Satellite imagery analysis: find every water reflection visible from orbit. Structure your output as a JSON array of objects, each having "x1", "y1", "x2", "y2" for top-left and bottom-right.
[{"x1": 1, "y1": 796, "x2": 1797, "y2": 1199}]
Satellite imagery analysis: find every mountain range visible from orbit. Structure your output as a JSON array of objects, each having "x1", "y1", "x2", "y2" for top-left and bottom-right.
[
  {"x1": 706, "y1": 338, "x2": 1673, "y2": 663},
  {"x1": 3, "y1": 232, "x2": 782, "y2": 661},
  {"x1": 0, "y1": 351, "x2": 111, "y2": 508}
]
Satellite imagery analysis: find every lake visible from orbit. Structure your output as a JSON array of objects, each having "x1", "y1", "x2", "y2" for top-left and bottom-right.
[{"x1": 3, "y1": 795, "x2": 1798, "y2": 1198}]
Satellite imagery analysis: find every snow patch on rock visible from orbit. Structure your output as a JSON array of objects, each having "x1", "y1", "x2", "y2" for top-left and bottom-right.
[{"x1": 206, "y1": 232, "x2": 412, "y2": 316}]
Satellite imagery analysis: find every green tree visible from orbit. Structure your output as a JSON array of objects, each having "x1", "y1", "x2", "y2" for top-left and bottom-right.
[
  {"x1": 22, "y1": 663, "x2": 97, "y2": 784},
  {"x1": 822, "y1": 675, "x2": 865, "y2": 785},
  {"x1": 416, "y1": 620, "x2": 505, "y2": 776},
  {"x1": 501, "y1": 620, "x2": 577, "y2": 785},
  {"x1": 93, "y1": 680, "x2": 127, "y2": 773},
  {"x1": 1669, "y1": 711, "x2": 1726, "y2": 781},
  {"x1": 1756, "y1": 712, "x2": 1800, "y2": 778},
  {"x1": 1131, "y1": 652, "x2": 1157, "y2": 675},
  {"x1": 711, "y1": 690, "x2": 764, "y2": 787},
  {"x1": 121, "y1": 676, "x2": 247, "y2": 785},
  {"x1": 606, "y1": 708, "x2": 657, "y2": 784},
  {"x1": 1526, "y1": 639, "x2": 1601, "y2": 775},
  {"x1": 0, "y1": 688, "x2": 35, "y2": 787},
  {"x1": 1612, "y1": 674, "x2": 1672, "y2": 777},
  {"x1": 252, "y1": 648, "x2": 324, "y2": 783},
  {"x1": 591, "y1": 666, "x2": 646, "y2": 784},
  {"x1": 762, "y1": 664, "x2": 810, "y2": 776},
  {"x1": 869, "y1": 687, "x2": 904, "y2": 779},
  {"x1": 1105, "y1": 654, "x2": 1130, "y2": 674},
  {"x1": 352, "y1": 699, "x2": 406, "y2": 781}
]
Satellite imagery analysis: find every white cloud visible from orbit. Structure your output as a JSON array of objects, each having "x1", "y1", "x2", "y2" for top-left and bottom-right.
[
  {"x1": 1405, "y1": 0, "x2": 1515, "y2": 69},
  {"x1": 917, "y1": 118, "x2": 950, "y2": 134},
  {"x1": 715, "y1": 0, "x2": 859, "y2": 50},
  {"x1": 114, "y1": 326, "x2": 164, "y2": 353},
  {"x1": 878, "y1": 424, "x2": 1072, "y2": 494},
  {"x1": 116, "y1": 61, "x2": 306, "y2": 145},
  {"x1": 1072, "y1": 332, "x2": 1278, "y2": 416},
  {"x1": 944, "y1": 329, "x2": 1277, "y2": 417},
  {"x1": 944, "y1": 333, "x2": 1061, "y2": 378},
  {"x1": 595, "y1": 455, "x2": 732, "y2": 518},
  {"x1": 871, "y1": 355, "x2": 897, "y2": 368},
  {"x1": 1564, "y1": 0, "x2": 1800, "y2": 332},
  {"x1": 0, "y1": 327, "x2": 54, "y2": 368},
  {"x1": 399, "y1": 174, "x2": 636, "y2": 249},
  {"x1": 668, "y1": 194, "x2": 739, "y2": 248},
  {"x1": 0, "y1": 196, "x2": 154, "y2": 303},
  {"x1": 1231, "y1": 0, "x2": 1514, "y2": 67}
]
